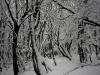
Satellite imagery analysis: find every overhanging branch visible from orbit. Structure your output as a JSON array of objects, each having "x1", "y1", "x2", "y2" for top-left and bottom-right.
[
  {"x1": 21, "y1": 0, "x2": 29, "y2": 21},
  {"x1": 53, "y1": 0, "x2": 76, "y2": 14},
  {"x1": 5, "y1": 0, "x2": 17, "y2": 25},
  {"x1": 83, "y1": 18, "x2": 100, "y2": 27}
]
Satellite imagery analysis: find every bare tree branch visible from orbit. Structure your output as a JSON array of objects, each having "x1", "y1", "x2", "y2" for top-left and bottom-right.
[
  {"x1": 83, "y1": 18, "x2": 100, "y2": 27},
  {"x1": 21, "y1": 0, "x2": 29, "y2": 21},
  {"x1": 19, "y1": 12, "x2": 35, "y2": 26},
  {"x1": 15, "y1": 0, "x2": 18, "y2": 20},
  {"x1": 7, "y1": 23, "x2": 17, "y2": 37},
  {"x1": 5, "y1": 0, "x2": 17, "y2": 25},
  {"x1": 17, "y1": 3, "x2": 27, "y2": 15},
  {"x1": 52, "y1": 0, "x2": 76, "y2": 14}
]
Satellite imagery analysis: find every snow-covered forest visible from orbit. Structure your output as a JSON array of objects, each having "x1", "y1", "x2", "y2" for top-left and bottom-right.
[{"x1": 0, "y1": 0, "x2": 100, "y2": 75}]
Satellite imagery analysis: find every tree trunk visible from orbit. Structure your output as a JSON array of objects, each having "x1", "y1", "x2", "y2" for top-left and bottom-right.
[
  {"x1": 60, "y1": 45, "x2": 71, "y2": 60},
  {"x1": 12, "y1": 24, "x2": 21, "y2": 75},
  {"x1": 50, "y1": 39, "x2": 57, "y2": 66},
  {"x1": 93, "y1": 44, "x2": 100, "y2": 60},
  {"x1": 30, "y1": 18, "x2": 47, "y2": 75},
  {"x1": 78, "y1": 22, "x2": 85, "y2": 63},
  {"x1": 56, "y1": 28, "x2": 71, "y2": 60},
  {"x1": 12, "y1": 34, "x2": 19, "y2": 75}
]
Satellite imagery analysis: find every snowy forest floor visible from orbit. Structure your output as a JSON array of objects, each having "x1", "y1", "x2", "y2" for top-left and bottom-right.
[{"x1": 1, "y1": 54, "x2": 100, "y2": 75}]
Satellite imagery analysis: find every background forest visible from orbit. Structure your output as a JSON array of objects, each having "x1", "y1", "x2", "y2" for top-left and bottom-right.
[{"x1": 0, "y1": 0, "x2": 100, "y2": 75}]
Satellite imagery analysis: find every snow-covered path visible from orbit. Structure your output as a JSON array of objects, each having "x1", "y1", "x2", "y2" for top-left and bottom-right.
[
  {"x1": 48, "y1": 57, "x2": 78, "y2": 75},
  {"x1": 66, "y1": 66, "x2": 100, "y2": 75},
  {"x1": 48, "y1": 57, "x2": 100, "y2": 75},
  {"x1": 1, "y1": 55, "x2": 100, "y2": 75}
]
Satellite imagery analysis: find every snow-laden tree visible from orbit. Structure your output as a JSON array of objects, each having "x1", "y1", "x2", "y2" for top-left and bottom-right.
[
  {"x1": 50, "y1": 0, "x2": 100, "y2": 63},
  {"x1": 0, "y1": 0, "x2": 13, "y2": 72},
  {"x1": 3, "y1": 0, "x2": 51, "y2": 75},
  {"x1": 1, "y1": 0, "x2": 100, "y2": 75}
]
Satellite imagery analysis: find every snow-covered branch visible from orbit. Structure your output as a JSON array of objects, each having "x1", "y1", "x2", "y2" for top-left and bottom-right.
[
  {"x1": 21, "y1": 0, "x2": 29, "y2": 21},
  {"x1": 52, "y1": 0, "x2": 76, "y2": 14},
  {"x1": 83, "y1": 18, "x2": 100, "y2": 27},
  {"x1": 5, "y1": 0, "x2": 17, "y2": 26}
]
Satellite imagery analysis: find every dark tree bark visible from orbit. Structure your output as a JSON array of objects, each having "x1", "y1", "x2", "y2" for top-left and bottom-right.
[
  {"x1": 78, "y1": 44, "x2": 84, "y2": 63},
  {"x1": 93, "y1": 44, "x2": 100, "y2": 60},
  {"x1": 12, "y1": 23, "x2": 20, "y2": 75},
  {"x1": 28, "y1": 16, "x2": 41, "y2": 75},
  {"x1": 4, "y1": 0, "x2": 19, "y2": 74},
  {"x1": 78, "y1": 21, "x2": 85, "y2": 63},
  {"x1": 49, "y1": 15, "x2": 57, "y2": 66},
  {"x1": 5, "y1": 0, "x2": 29, "y2": 75},
  {"x1": 50, "y1": 38, "x2": 57, "y2": 66},
  {"x1": 12, "y1": 35, "x2": 19, "y2": 75},
  {"x1": 56, "y1": 27, "x2": 71, "y2": 60},
  {"x1": 29, "y1": 1, "x2": 47, "y2": 75},
  {"x1": 65, "y1": 40, "x2": 72, "y2": 57}
]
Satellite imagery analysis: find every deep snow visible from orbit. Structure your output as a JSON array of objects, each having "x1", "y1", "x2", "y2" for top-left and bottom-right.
[{"x1": 0, "y1": 54, "x2": 100, "y2": 75}]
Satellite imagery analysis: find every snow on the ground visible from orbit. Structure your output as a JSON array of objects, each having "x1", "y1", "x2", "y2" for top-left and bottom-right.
[
  {"x1": 47, "y1": 57, "x2": 78, "y2": 75},
  {"x1": 20, "y1": 68, "x2": 36, "y2": 75},
  {"x1": 48, "y1": 55, "x2": 100, "y2": 75},
  {"x1": 67, "y1": 66, "x2": 100, "y2": 75},
  {"x1": 0, "y1": 54, "x2": 100, "y2": 75},
  {"x1": 0, "y1": 65, "x2": 14, "y2": 75}
]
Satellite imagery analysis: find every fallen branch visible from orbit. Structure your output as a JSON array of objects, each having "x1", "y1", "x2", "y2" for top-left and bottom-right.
[{"x1": 64, "y1": 63, "x2": 100, "y2": 75}]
